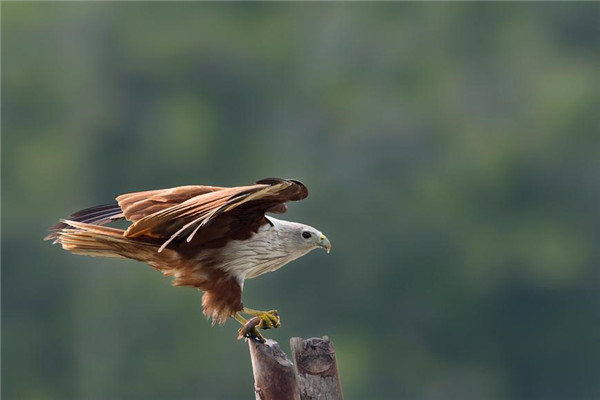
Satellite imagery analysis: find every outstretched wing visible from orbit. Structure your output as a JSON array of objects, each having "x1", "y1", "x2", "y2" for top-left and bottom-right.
[
  {"x1": 46, "y1": 178, "x2": 308, "y2": 253},
  {"x1": 44, "y1": 185, "x2": 223, "y2": 241},
  {"x1": 123, "y1": 178, "x2": 308, "y2": 252},
  {"x1": 116, "y1": 185, "x2": 225, "y2": 222}
]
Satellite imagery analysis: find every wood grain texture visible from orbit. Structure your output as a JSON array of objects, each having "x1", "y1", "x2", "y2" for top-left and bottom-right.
[
  {"x1": 290, "y1": 336, "x2": 344, "y2": 400},
  {"x1": 248, "y1": 339, "x2": 301, "y2": 400}
]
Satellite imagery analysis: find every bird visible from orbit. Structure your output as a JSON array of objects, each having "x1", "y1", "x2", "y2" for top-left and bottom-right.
[{"x1": 45, "y1": 178, "x2": 331, "y2": 342}]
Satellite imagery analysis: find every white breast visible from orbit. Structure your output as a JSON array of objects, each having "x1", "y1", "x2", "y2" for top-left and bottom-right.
[
  {"x1": 210, "y1": 222, "x2": 291, "y2": 285},
  {"x1": 193, "y1": 217, "x2": 315, "y2": 289}
]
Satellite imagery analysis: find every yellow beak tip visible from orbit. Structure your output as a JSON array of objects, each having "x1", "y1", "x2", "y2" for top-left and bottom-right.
[{"x1": 319, "y1": 235, "x2": 331, "y2": 254}]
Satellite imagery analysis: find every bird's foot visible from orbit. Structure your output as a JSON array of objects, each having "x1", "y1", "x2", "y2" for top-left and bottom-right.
[
  {"x1": 237, "y1": 316, "x2": 266, "y2": 343},
  {"x1": 234, "y1": 308, "x2": 281, "y2": 343},
  {"x1": 245, "y1": 309, "x2": 280, "y2": 330}
]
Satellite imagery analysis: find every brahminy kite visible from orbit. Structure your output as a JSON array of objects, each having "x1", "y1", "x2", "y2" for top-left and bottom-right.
[{"x1": 45, "y1": 178, "x2": 330, "y2": 342}]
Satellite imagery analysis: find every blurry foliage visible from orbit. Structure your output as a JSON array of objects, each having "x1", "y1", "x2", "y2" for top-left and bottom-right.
[{"x1": 2, "y1": 3, "x2": 600, "y2": 400}]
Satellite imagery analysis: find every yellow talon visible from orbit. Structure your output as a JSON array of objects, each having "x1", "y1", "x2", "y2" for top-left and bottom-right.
[
  {"x1": 233, "y1": 307, "x2": 282, "y2": 343},
  {"x1": 242, "y1": 307, "x2": 281, "y2": 330},
  {"x1": 235, "y1": 314, "x2": 265, "y2": 342}
]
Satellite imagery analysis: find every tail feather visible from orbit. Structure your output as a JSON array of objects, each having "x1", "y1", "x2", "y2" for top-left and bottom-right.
[{"x1": 53, "y1": 220, "x2": 161, "y2": 261}]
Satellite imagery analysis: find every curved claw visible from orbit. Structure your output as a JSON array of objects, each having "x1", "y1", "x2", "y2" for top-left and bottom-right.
[
  {"x1": 237, "y1": 316, "x2": 266, "y2": 342},
  {"x1": 257, "y1": 310, "x2": 280, "y2": 330},
  {"x1": 234, "y1": 308, "x2": 282, "y2": 343}
]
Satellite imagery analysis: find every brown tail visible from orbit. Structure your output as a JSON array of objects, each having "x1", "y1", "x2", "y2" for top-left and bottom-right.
[
  {"x1": 51, "y1": 220, "x2": 164, "y2": 262},
  {"x1": 51, "y1": 220, "x2": 239, "y2": 324}
]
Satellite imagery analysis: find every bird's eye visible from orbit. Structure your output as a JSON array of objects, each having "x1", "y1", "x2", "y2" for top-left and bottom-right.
[{"x1": 302, "y1": 231, "x2": 311, "y2": 239}]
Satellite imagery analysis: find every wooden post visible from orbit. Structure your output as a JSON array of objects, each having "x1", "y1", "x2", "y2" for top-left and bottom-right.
[
  {"x1": 290, "y1": 336, "x2": 344, "y2": 400},
  {"x1": 247, "y1": 336, "x2": 343, "y2": 400},
  {"x1": 247, "y1": 339, "x2": 301, "y2": 400}
]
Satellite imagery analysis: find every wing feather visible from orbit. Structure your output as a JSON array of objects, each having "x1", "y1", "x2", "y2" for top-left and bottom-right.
[
  {"x1": 125, "y1": 178, "x2": 308, "y2": 252},
  {"x1": 47, "y1": 178, "x2": 308, "y2": 254},
  {"x1": 45, "y1": 203, "x2": 123, "y2": 240},
  {"x1": 116, "y1": 185, "x2": 224, "y2": 222}
]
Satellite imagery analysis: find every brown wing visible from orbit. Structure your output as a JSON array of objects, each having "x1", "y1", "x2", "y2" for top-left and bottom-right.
[
  {"x1": 116, "y1": 185, "x2": 225, "y2": 222},
  {"x1": 44, "y1": 185, "x2": 224, "y2": 241},
  {"x1": 123, "y1": 178, "x2": 308, "y2": 252},
  {"x1": 46, "y1": 178, "x2": 308, "y2": 252}
]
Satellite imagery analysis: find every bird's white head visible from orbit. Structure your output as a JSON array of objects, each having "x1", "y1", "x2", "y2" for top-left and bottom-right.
[{"x1": 267, "y1": 217, "x2": 331, "y2": 257}]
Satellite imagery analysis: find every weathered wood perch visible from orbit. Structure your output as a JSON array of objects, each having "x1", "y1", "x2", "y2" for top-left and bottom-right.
[
  {"x1": 248, "y1": 339, "x2": 300, "y2": 400},
  {"x1": 290, "y1": 337, "x2": 344, "y2": 400},
  {"x1": 247, "y1": 336, "x2": 343, "y2": 400}
]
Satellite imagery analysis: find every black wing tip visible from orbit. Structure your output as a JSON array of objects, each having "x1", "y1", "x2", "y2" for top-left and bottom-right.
[
  {"x1": 256, "y1": 177, "x2": 285, "y2": 185},
  {"x1": 44, "y1": 203, "x2": 122, "y2": 241},
  {"x1": 255, "y1": 177, "x2": 308, "y2": 200},
  {"x1": 69, "y1": 203, "x2": 120, "y2": 218},
  {"x1": 256, "y1": 177, "x2": 305, "y2": 187}
]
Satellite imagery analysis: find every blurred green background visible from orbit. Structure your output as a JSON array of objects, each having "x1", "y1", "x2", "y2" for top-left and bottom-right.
[{"x1": 3, "y1": 2, "x2": 599, "y2": 400}]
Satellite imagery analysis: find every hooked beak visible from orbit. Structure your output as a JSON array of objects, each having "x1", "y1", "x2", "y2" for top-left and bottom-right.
[{"x1": 318, "y1": 234, "x2": 331, "y2": 254}]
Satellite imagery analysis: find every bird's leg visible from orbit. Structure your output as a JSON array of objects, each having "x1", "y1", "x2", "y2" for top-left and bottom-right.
[
  {"x1": 234, "y1": 313, "x2": 248, "y2": 325},
  {"x1": 241, "y1": 307, "x2": 281, "y2": 330}
]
